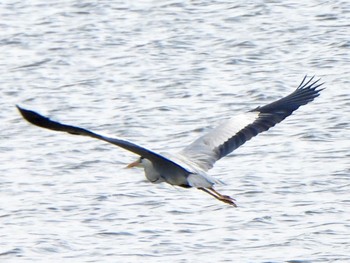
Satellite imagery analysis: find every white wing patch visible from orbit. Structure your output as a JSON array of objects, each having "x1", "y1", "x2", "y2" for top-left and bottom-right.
[{"x1": 179, "y1": 112, "x2": 259, "y2": 171}]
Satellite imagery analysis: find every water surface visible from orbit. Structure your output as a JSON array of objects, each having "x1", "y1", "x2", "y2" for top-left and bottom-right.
[{"x1": 1, "y1": 1, "x2": 349, "y2": 262}]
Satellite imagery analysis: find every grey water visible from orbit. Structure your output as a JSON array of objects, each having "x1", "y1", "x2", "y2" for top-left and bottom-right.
[{"x1": 1, "y1": 1, "x2": 349, "y2": 262}]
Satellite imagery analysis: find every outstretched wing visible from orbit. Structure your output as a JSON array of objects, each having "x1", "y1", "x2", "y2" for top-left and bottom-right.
[
  {"x1": 180, "y1": 76, "x2": 324, "y2": 171},
  {"x1": 16, "y1": 106, "x2": 190, "y2": 174}
]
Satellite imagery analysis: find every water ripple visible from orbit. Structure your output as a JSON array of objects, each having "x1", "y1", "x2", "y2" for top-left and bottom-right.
[{"x1": 2, "y1": 0, "x2": 349, "y2": 262}]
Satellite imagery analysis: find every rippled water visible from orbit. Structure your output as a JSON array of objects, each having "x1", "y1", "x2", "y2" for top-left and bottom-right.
[{"x1": 1, "y1": 1, "x2": 350, "y2": 262}]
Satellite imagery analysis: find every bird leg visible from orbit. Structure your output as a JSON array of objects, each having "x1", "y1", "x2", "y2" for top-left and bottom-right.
[{"x1": 199, "y1": 187, "x2": 237, "y2": 207}]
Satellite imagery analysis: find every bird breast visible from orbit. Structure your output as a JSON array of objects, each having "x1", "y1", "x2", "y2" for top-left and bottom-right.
[
  {"x1": 142, "y1": 157, "x2": 189, "y2": 186},
  {"x1": 142, "y1": 159, "x2": 164, "y2": 183}
]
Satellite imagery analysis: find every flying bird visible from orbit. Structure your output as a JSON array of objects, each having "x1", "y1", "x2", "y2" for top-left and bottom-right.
[{"x1": 17, "y1": 76, "x2": 323, "y2": 207}]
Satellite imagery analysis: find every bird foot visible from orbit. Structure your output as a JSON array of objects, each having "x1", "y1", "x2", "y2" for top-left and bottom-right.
[
  {"x1": 219, "y1": 195, "x2": 237, "y2": 207},
  {"x1": 221, "y1": 195, "x2": 236, "y2": 201},
  {"x1": 198, "y1": 187, "x2": 237, "y2": 207}
]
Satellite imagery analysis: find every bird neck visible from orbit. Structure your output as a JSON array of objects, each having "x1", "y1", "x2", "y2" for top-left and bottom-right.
[{"x1": 142, "y1": 159, "x2": 163, "y2": 183}]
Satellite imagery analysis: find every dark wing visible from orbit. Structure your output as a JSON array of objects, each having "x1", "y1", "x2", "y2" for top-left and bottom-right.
[
  {"x1": 16, "y1": 105, "x2": 190, "y2": 174},
  {"x1": 180, "y1": 76, "x2": 324, "y2": 171}
]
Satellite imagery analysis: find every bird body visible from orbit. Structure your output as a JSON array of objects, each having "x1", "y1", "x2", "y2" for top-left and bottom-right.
[
  {"x1": 159, "y1": 152, "x2": 219, "y2": 188},
  {"x1": 17, "y1": 76, "x2": 323, "y2": 206}
]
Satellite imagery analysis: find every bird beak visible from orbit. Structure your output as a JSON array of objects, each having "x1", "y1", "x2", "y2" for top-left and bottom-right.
[{"x1": 125, "y1": 160, "x2": 141, "y2": 169}]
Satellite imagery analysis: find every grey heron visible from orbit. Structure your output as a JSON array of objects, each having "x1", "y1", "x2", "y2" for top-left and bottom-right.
[{"x1": 17, "y1": 76, "x2": 323, "y2": 207}]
